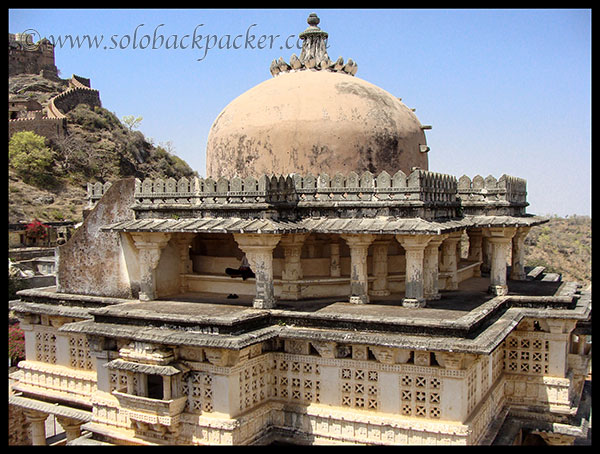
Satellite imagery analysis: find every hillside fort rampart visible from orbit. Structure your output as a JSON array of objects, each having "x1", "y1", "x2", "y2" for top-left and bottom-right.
[{"x1": 8, "y1": 33, "x2": 101, "y2": 141}]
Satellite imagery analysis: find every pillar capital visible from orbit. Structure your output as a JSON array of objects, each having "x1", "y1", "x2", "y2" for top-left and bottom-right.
[
  {"x1": 340, "y1": 233, "x2": 376, "y2": 248},
  {"x1": 426, "y1": 234, "x2": 448, "y2": 249},
  {"x1": 233, "y1": 233, "x2": 282, "y2": 250},
  {"x1": 130, "y1": 231, "x2": 172, "y2": 249},
  {"x1": 443, "y1": 230, "x2": 463, "y2": 243},
  {"x1": 482, "y1": 226, "x2": 517, "y2": 241},
  {"x1": 396, "y1": 234, "x2": 433, "y2": 250},
  {"x1": 279, "y1": 232, "x2": 309, "y2": 247},
  {"x1": 56, "y1": 416, "x2": 85, "y2": 443}
]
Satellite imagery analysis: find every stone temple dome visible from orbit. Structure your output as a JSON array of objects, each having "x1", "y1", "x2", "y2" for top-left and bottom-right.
[{"x1": 206, "y1": 13, "x2": 430, "y2": 178}]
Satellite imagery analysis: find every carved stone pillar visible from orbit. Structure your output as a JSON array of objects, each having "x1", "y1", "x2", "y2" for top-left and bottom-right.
[
  {"x1": 423, "y1": 235, "x2": 447, "y2": 300},
  {"x1": 483, "y1": 227, "x2": 516, "y2": 296},
  {"x1": 397, "y1": 234, "x2": 432, "y2": 308},
  {"x1": 466, "y1": 228, "x2": 483, "y2": 277},
  {"x1": 280, "y1": 233, "x2": 308, "y2": 300},
  {"x1": 370, "y1": 237, "x2": 392, "y2": 297},
  {"x1": 546, "y1": 319, "x2": 578, "y2": 378},
  {"x1": 481, "y1": 235, "x2": 492, "y2": 274},
  {"x1": 173, "y1": 233, "x2": 196, "y2": 293},
  {"x1": 341, "y1": 234, "x2": 375, "y2": 304},
  {"x1": 233, "y1": 233, "x2": 281, "y2": 308},
  {"x1": 440, "y1": 231, "x2": 462, "y2": 290},
  {"x1": 510, "y1": 226, "x2": 531, "y2": 281},
  {"x1": 24, "y1": 410, "x2": 48, "y2": 445},
  {"x1": 56, "y1": 416, "x2": 84, "y2": 443},
  {"x1": 329, "y1": 238, "x2": 341, "y2": 277},
  {"x1": 130, "y1": 232, "x2": 172, "y2": 301}
]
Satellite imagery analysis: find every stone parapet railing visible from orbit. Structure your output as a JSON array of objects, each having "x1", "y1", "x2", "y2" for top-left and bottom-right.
[
  {"x1": 125, "y1": 169, "x2": 458, "y2": 207},
  {"x1": 457, "y1": 175, "x2": 527, "y2": 206},
  {"x1": 47, "y1": 76, "x2": 101, "y2": 119},
  {"x1": 86, "y1": 171, "x2": 529, "y2": 217},
  {"x1": 87, "y1": 181, "x2": 113, "y2": 204}
]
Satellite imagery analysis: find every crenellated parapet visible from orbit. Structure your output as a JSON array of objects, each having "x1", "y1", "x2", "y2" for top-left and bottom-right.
[
  {"x1": 127, "y1": 169, "x2": 456, "y2": 207},
  {"x1": 47, "y1": 76, "x2": 101, "y2": 119},
  {"x1": 86, "y1": 170, "x2": 529, "y2": 221},
  {"x1": 457, "y1": 174, "x2": 527, "y2": 215},
  {"x1": 86, "y1": 181, "x2": 113, "y2": 209}
]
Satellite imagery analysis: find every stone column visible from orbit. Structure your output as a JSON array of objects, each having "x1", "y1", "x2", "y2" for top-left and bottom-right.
[
  {"x1": 396, "y1": 234, "x2": 432, "y2": 308},
  {"x1": 370, "y1": 237, "x2": 392, "y2": 297},
  {"x1": 173, "y1": 233, "x2": 196, "y2": 293},
  {"x1": 56, "y1": 416, "x2": 84, "y2": 443},
  {"x1": 546, "y1": 319, "x2": 578, "y2": 378},
  {"x1": 466, "y1": 228, "x2": 483, "y2": 277},
  {"x1": 163, "y1": 376, "x2": 172, "y2": 400},
  {"x1": 280, "y1": 233, "x2": 308, "y2": 300},
  {"x1": 341, "y1": 234, "x2": 375, "y2": 304},
  {"x1": 329, "y1": 238, "x2": 341, "y2": 277},
  {"x1": 88, "y1": 335, "x2": 114, "y2": 393},
  {"x1": 481, "y1": 236, "x2": 492, "y2": 274},
  {"x1": 510, "y1": 226, "x2": 531, "y2": 281},
  {"x1": 233, "y1": 233, "x2": 281, "y2": 309},
  {"x1": 440, "y1": 232, "x2": 462, "y2": 290},
  {"x1": 24, "y1": 410, "x2": 48, "y2": 445},
  {"x1": 130, "y1": 232, "x2": 172, "y2": 301},
  {"x1": 423, "y1": 235, "x2": 447, "y2": 300},
  {"x1": 483, "y1": 227, "x2": 516, "y2": 296}
]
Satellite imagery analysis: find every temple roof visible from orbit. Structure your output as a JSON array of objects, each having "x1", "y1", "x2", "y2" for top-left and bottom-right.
[{"x1": 102, "y1": 214, "x2": 548, "y2": 235}]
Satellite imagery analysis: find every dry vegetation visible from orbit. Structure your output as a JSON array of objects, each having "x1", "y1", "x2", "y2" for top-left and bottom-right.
[
  {"x1": 524, "y1": 215, "x2": 591, "y2": 287},
  {"x1": 9, "y1": 74, "x2": 197, "y2": 224}
]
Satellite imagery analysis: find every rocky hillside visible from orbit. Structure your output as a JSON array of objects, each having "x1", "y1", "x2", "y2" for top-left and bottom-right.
[
  {"x1": 524, "y1": 215, "x2": 591, "y2": 288},
  {"x1": 9, "y1": 73, "x2": 197, "y2": 223}
]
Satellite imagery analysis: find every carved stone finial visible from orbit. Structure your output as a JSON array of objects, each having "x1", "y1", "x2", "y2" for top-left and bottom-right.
[
  {"x1": 269, "y1": 13, "x2": 357, "y2": 77},
  {"x1": 299, "y1": 13, "x2": 328, "y2": 40},
  {"x1": 307, "y1": 12, "x2": 320, "y2": 27},
  {"x1": 299, "y1": 13, "x2": 329, "y2": 65}
]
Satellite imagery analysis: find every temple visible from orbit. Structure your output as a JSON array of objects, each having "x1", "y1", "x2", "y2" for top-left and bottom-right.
[{"x1": 9, "y1": 14, "x2": 591, "y2": 445}]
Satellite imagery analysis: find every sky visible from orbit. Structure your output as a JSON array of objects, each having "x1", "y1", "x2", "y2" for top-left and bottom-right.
[{"x1": 8, "y1": 8, "x2": 591, "y2": 217}]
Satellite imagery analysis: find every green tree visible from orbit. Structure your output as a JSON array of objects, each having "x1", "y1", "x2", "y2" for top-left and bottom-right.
[
  {"x1": 8, "y1": 131, "x2": 56, "y2": 187},
  {"x1": 121, "y1": 115, "x2": 143, "y2": 131}
]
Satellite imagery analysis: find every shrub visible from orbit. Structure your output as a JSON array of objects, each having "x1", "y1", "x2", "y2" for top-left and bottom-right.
[
  {"x1": 9, "y1": 323, "x2": 25, "y2": 364},
  {"x1": 8, "y1": 131, "x2": 56, "y2": 187}
]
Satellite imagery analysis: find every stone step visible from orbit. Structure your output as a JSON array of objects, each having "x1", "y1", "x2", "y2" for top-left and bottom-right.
[
  {"x1": 541, "y1": 272, "x2": 562, "y2": 282},
  {"x1": 526, "y1": 266, "x2": 545, "y2": 280}
]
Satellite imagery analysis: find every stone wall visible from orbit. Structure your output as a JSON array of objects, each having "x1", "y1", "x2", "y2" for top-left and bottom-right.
[
  {"x1": 56, "y1": 178, "x2": 137, "y2": 298},
  {"x1": 8, "y1": 117, "x2": 66, "y2": 141},
  {"x1": 48, "y1": 85, "x2": 101, "y2": 118}
]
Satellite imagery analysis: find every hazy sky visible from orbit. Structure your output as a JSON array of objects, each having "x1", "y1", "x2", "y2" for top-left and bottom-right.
[{"x1": 9, "y1": 9, "x2": 591, "y2": 216}]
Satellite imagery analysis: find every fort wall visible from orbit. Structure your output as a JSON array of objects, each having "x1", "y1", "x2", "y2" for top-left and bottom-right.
[{"x1": 8, "y1": 116, "x2": 66, "y2": 142}]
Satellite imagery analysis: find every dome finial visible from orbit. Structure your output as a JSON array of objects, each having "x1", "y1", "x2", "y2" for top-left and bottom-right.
[
  {"x1": 307, "y1": 12, "x2": 320, "y2": 27},
  {"x1": 268, "y1": 13, "x2": 358, "y2": 77}
]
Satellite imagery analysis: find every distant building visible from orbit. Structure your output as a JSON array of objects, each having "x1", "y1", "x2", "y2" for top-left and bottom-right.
[
  {"x1": 8, "y1": 33, "x2": 58, "y2": 78},
  {"x1": 9, "y1": 14, "x2": 591, "y2": 446}
]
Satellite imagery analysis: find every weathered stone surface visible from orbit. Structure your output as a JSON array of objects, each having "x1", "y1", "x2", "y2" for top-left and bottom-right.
[{"x1": 56, "y1": 178, "x2": 137, "y2": 298}]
